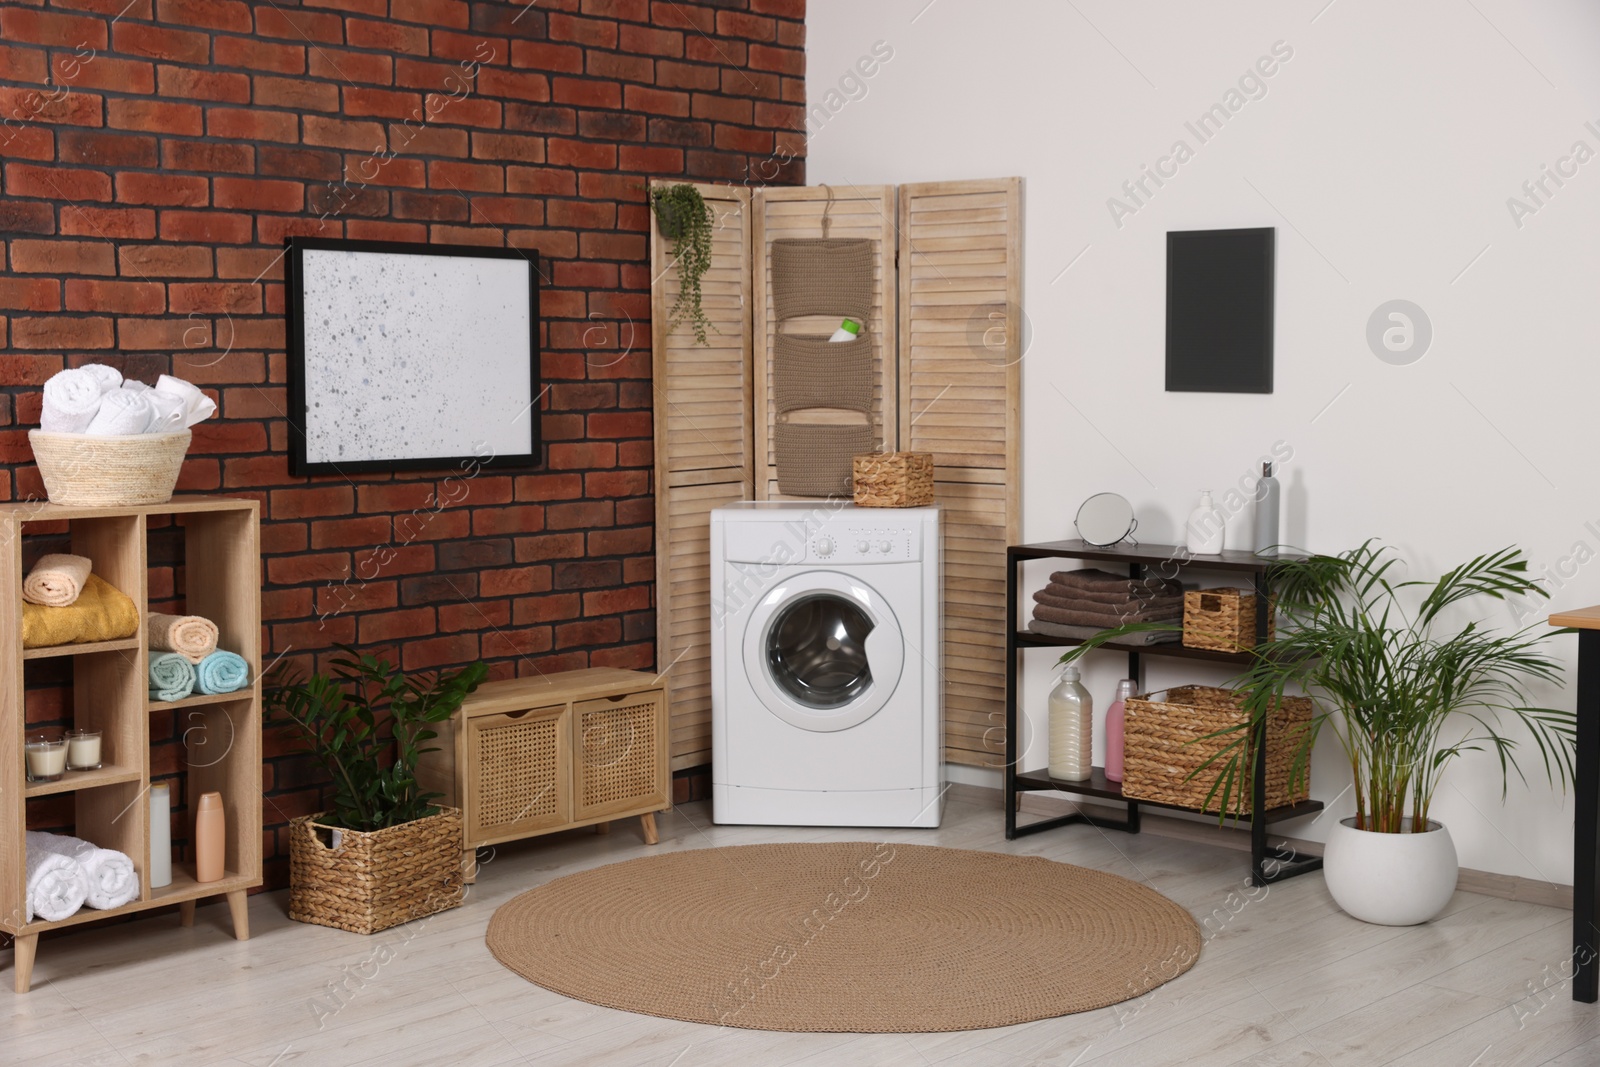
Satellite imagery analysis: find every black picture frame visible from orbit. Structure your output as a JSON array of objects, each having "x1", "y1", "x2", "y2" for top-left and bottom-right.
[
  {"x1": 284, "y1": 236, "x2": 541, "y2": 476},
  {"x1": 1165, "y1": 227, "x2": 1275, "y2": 394}
]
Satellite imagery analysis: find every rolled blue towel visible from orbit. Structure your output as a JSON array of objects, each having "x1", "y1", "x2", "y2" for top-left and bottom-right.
[
  {"x1": 195, "y1": 650, "x2": 249, "y2": 695},
  {"x1": 149, "y1": 652, "x2": 196, "y2": 703}
]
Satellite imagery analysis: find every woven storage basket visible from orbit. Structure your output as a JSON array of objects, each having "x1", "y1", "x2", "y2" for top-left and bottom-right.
[
  {"x1": 1183, "y1": 587, "x2": 1274, "y2": 651},
  {"x1": 853, "y1": 452, "x2": 934, "y2": 507},
  {"x1": 289, "y1": 806, "x2": 465, "y2": 935},
  {"x1": 29, "y1": 429, "x2": 190, "y2": 506},
  {"x1": 1123, "y1": 685, "x2": 1311, "y2": 815}
]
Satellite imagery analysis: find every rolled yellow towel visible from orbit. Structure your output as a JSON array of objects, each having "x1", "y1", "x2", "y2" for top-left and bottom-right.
[
  {"x1": 147, "y1": 612, "x2": 219, "y2": 665},
  {"x1": 22, "y1": 553, "x2": 92, "y2": 608}
]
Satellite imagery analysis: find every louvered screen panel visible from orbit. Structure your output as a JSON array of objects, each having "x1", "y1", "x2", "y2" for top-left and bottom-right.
[
  {"x1": 898, "y1": 179, "x2": 1022, "y2": 767},
  {"x1": 753, "y1": 186, "x2": 898, "y2": 500},
  {"x1": 651, "y1": 182, "x2": 753, "y2": 769}
]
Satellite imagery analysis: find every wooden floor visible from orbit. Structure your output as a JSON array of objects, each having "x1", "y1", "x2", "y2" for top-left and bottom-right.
[{"x1": 7, "y1": 791, "x2": 1598, "y2": 1066}]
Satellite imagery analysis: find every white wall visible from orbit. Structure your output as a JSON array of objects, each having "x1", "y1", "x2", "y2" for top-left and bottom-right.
[{"x1": 807, "y1": 0, "x2": 1600, "y2": 882}]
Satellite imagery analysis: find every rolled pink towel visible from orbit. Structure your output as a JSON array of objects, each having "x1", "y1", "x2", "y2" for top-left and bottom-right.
[
  {"x1": 22, "y1": 553, "x2": 92, "y2": 607},
  {"x1": 147, "y1": 612, "x2": 219, "y2": 664}
]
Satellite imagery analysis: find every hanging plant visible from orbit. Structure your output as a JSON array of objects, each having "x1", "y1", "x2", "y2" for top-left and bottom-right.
[{"x1": 650, "y1": 183, "x2": 717, "y2": 346}]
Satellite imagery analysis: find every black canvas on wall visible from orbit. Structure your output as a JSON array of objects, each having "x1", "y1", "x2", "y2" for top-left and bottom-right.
[{"x1": 1165, "y1": 227, "x2": 1275, "y2": 394}]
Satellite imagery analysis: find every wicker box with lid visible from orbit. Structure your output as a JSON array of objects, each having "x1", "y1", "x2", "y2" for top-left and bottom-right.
[{"x1": 415, "y1": 668, "x2": 670, "y2": 881}]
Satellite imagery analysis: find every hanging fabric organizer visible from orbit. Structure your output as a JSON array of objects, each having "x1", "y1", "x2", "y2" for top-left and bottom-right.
[{"x1": 768, "y1": 199, "x2": 877, "y2": 496}]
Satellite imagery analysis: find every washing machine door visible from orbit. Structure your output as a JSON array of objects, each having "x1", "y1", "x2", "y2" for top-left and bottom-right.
[{"x1": 742, "y1": 570, "x2": 906, "y2": 732}]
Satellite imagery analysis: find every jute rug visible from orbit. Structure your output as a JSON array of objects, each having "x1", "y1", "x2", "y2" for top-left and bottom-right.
[{"x1": 485, "y1": 842, "x2": 1202, "y2": 1032}]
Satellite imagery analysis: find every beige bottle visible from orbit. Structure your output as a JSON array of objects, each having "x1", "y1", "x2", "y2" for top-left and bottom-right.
[
  {"x1": 1048, "y1": 665, "x2": 1093, "y2": 782},
  {"x1": 195, "y1": 791, "x2": 225, "y2": 883}
]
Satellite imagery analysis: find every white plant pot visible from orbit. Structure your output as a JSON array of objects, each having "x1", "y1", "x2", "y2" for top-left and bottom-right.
[{"x1": 1323, "y1": 816, "x2": 1458, "y2": 926}]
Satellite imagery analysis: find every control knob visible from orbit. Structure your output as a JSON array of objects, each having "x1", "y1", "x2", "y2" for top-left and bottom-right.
[
  {"x1": 814, "y1": 536, "x2": 835, "y2": 557},
  {"x1": 877, "y1": 539, "x2": 893, "y2": 553}
]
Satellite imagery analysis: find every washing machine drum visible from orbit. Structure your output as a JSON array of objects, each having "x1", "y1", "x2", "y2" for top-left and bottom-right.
[{"x1": 743, "y1": 571, "x2": 906, "y2": 732}]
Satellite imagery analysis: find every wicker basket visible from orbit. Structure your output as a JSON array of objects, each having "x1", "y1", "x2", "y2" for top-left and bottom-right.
[
  {"x1": 1123, "y1": 685, "x2": 1311, "y2": 815},
  {"x1": 29, "y1": 429, "x2": 190, "y2": 506},
  {"x1": 852, "y1": 451, "x2": 934, "y2": 507},
  {"x1": 288, "y1": 806, "x2": 465, "y2": 935},
  {"x1": 1183, "y1": 587, "x2": 1274, "y2": 652}
]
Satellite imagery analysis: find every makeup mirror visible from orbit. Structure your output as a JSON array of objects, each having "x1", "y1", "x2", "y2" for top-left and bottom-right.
[{"x1": 1075, "y1": 493, "x2": 1137, "y2": 547}]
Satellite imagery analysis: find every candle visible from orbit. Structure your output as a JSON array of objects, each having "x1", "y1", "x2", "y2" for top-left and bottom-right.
[
  {"x1": 25, "y1": 736, "x2": 67, "y2": 782},
  {"x1": 66, "y1": 730, "x2": 102, "y2": 771}
]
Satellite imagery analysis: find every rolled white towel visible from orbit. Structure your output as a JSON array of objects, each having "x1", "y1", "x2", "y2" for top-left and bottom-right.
[
  {"x1": 121, "y1": 379, "x2": 151, "y2": 393},
  {"x1": 24, "y1": 833, "x2": 90, "y2": 923},
  {"x1": 154, "y1": 374, "x2": 216, "y2": 429},
  {"x1": 41, "y1": 368, "x2": 105, "y2": 433},
  {"x1": 49, "y1": 834, "x2": 138, "y2": 910},
  {"x1": 144, "y1": 389, "x2": 186, "y2": 433},
  {"x1": 85, "y1": 388, "x2": 157, "y2": 436},
  {"x1": 79, "y1": 363, "x2": 123, "y2": 394}
]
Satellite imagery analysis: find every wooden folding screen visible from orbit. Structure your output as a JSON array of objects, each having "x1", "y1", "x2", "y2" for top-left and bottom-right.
[
  {"x1": 896, "y1": 178, "x2": 1023, "y2": 767},
  {"x1": 650, "y1": 181, "x2": 753, "y2": 769},
  {"x1": 652, "y1": 178, "x2": 1021, "y2": 771}
]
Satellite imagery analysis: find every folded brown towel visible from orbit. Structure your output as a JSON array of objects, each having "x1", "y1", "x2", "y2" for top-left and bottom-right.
[
  {"x1": 1043, "y1": 579, "x2": 1185, "y2": 605},
  {"x1": 1028, "y1": 619, "x2": 1181, "y2": 645},
  {"x1": 22, "y1": 553, "x2": 92, "y2": 607},
  {"x1": 1033, "y1": 602, "x2": 1185, "y2": 628},
  {"x1": 1034, "y1": 587, "x2": 1186, "y2": 616},
  {"x1": 1051, "y1": 569, "x2": 1184, "y2": 598}
]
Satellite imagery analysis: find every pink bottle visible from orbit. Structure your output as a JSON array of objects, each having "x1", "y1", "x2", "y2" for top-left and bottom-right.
[{"x1": 1105, "y1": 679, "x2": 1137, "y2": 783}]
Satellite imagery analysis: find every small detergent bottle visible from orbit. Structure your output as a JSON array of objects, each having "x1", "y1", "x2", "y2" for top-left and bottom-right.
[
  {"x1": 1048, "y1": 665, "x2": 1093, "y2": 782},
  {"x1": 828, "y1": 318, "x2": 861, "y2": 342}
]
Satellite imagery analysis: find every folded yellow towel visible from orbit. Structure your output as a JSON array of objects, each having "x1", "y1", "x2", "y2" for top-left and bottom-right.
[
  {"x1": 147, "y1": 612, "x2": 219, "y2": 664},
  {"x1": 22, "y1": 553, "x2": 92, "y2": 608},
  {"x1": 21, "y1": 574, "x2": 139, "y2": 649}
]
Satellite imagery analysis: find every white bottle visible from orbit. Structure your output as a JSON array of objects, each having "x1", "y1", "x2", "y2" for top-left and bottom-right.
[
  {"x1": 828, "y1": 318, "x2": 861, "y2": 342},
  {"x1": 149, "y1": 782, "x2": 172, "y2": 888},
  {"x1": 1048, "y1": 665, "x2": 1093, "y2": 782},
  {"x1": 1185, "y1": 489, "x2": 1225, "y2": 555},
  {"x1": 1253, "y1": 462, "x2": 1280, "y2": 555}
]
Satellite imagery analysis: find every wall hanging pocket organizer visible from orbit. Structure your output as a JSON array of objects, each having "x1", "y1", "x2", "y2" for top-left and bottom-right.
[
  {"x1": 772, "y1": 333, "x2": 874, "y2": 414},
  {"x1": 769, "y1": 238, "x2": 875, "y2": 323},
  {"x1": 774, "y1": 422, "x2": 876, "y2": 497}
]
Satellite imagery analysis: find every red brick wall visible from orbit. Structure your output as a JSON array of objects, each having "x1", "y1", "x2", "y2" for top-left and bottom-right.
[{"x1": 2, "y1": 0, "x2": 804, "y2": 887}]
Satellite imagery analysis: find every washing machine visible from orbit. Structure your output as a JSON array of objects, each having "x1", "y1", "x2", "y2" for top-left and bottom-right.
[{"x1": 710, "y1": 501, "x2": 943, "y2": 827}]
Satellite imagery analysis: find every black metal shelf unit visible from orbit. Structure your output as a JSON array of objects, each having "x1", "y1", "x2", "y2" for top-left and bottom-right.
[{"x1": 1003, "y1": 538, "x2": 1324, "y2": 886}]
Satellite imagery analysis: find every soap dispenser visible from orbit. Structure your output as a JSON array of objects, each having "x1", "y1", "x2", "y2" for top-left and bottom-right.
[{"x1": 1185, "y1": 490, "x2": 1225, "y2": 555}]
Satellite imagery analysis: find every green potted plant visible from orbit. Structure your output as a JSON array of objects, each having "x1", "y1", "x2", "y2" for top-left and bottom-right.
[
  {"x1": 649, "y1": 182, "x2": 716, "y2": 346},
  {"x1": 1062, "y1": 541, "x2": 1576, "y2": 925},
  {"x1": 266, "y1": 646, "x2": 488, "y2": 934}
]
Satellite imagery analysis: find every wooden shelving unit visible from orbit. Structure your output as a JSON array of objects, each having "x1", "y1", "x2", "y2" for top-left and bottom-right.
[
  {"x1": 1, "y1": 496, "x2": 261, "y2": 993},
  {"x1": 1004, "y1": 539, "x2": 1325, "y2": 887}
]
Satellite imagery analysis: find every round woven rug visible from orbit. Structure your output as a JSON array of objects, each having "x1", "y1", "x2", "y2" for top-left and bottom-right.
[{"x1": 485, "y1": 842, "x2": 1202, "y2": 1032}]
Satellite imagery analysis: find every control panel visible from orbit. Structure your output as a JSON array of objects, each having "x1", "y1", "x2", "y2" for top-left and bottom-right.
[{"x1": 810, "y1": 525, "x2": 918, "y2": 563}]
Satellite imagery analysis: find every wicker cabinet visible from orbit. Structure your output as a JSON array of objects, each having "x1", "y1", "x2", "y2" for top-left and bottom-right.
[{"x1": 417, "y1": 669, "x2": 669, "y2": 880}]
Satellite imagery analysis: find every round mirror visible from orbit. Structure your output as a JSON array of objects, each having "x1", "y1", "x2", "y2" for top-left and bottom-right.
[{"x1": 1075, "y1": 493, "x2": 1136, "y2": 547}]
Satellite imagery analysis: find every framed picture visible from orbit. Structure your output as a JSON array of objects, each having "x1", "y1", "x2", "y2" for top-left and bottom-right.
[
  {"x1": 1165, "y1": 227, "x2": 1275, "y2": 394},
  {"x1": 284, "y1": 237, "x2": 541, "y2": 475}
]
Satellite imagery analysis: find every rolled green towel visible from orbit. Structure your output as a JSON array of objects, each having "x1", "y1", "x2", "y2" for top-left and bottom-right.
[
  {"x1": 149, "y1": 652, "x2": 196, "y2": 703},
  {"x1": 196, "y1": 650, "x2": 249, "y2": 695}
]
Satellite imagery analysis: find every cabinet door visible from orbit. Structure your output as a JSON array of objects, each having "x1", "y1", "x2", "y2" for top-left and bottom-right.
[
  {"x1": 571, "y1": 690, "x2": 668, "y2": 822},
  {"x1": 463, "y1": 705, "x2": 569, "y2": 845}
]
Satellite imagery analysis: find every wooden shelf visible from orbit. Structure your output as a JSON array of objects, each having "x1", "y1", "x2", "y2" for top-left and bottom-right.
[
  {"x1": 1, "y1": 496, "x2": 262, "y2": 990},
  {"x1": 1013, "y1": 629, "x2": 1251, "y2": 665},
  {"x1": 23, "y1": 763, "x2": 143, "y2": 798},
  {"x1": 1010, "y1": 539, "x2": 1304, "y2": 572},
  {"x1": 1014, "y1": 767, "x2": 1325, "y2": 825},
  {"x1": 148, "y1": 690, "x2": 253, "y2": 712},
  {"x1": 23, "y1": 637, "x2": 140, "y2": 660},
  {"x1": 16, "y1": 869, "x2": 250, "y2": 935}
]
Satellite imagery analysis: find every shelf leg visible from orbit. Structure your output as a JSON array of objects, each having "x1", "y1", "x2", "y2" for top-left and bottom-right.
[
  {"x1": 178, "y1": 900, "x2": 196, "y2": 928},
  {"x1": 462, "y1": 848, "x2": 479, "y2": 885},
  {"x1": 11, "y1": 932, "x2": 37, "y2": 994},
  {"x1": 225, "y1": 890, "x2": 249, "y2": 941},
  {"x1": 1251, "y1": 715, "x2": 1271, "y2": 887},
  {"x1": 640, "y1": 812, "x2": 659, "y2": 845},
  {"x1": 594, "y1": 820, "x2": 610, "y2": 835},
  {"x1": 1574, "y1": 629, "x2": 1600, "y2": 1002}
]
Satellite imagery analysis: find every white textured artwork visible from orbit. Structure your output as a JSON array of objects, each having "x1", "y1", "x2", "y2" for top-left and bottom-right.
[{"x1": 297, "y1": 247, "x2": 535, "y2": 468}]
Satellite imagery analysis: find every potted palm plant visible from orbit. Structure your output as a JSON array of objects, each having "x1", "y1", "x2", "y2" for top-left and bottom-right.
[
  {"x1": 1062, "y1": 541, "x2": 1576, "y2": 925},
  {"x1": 266, "y1": 647, "x2": 487, "y2": 934}
]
